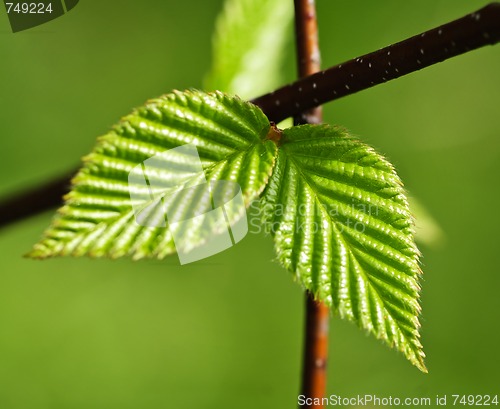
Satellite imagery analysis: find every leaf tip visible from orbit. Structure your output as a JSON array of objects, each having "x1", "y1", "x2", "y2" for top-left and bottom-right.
[
  {"x1": 414, "y1": 356, "x2": 428, "y2": 373},
  {"x1": 24, "y1": 245, "x2": 51, "y2": 260}
]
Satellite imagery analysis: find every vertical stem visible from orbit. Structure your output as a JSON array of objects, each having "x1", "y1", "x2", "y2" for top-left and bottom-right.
[
  {"x1": 293, "y1": 0, "x2": 322, "y2": 125},
  {"x1": 293, "y1": 1, "x2": 330, "y2": 408},
  {"x1": 300, "y1": 292, "x2": 330, "y2": 408}
]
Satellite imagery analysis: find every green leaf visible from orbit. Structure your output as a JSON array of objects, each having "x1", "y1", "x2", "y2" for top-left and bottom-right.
[
  {"x1": 410, "y1": 196, "x2": 445, "y2": 248},
  {"x1": 261, "y1": 124, "x2": 426, "y2": 372},
  {"x1": 29, "y1": 90, "x2": 277, "y2": 260},
  {"x1": 204, "y1": 0, "x2": 293, "y2": 99}
]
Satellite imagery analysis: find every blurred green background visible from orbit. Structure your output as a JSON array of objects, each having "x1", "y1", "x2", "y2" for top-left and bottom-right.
[{"x1": 0, "y1": 1, "x2": 499, "y2": 408}]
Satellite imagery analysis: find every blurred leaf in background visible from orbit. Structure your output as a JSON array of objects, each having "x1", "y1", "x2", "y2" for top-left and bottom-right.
[{"x1": 205, "y1": 0, "x2": 293, "y2": 99}]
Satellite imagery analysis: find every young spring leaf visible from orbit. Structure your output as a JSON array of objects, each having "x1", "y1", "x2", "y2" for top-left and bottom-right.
[
  {"x1": 29, "y1": 90, "x2": 276, "y2": 260},
  {"x1": 261, "y1": 124, "x2": 426, "y2": 371},
  {"x1": 204, "y1": 0, "x2": 293, "y2": 99}
]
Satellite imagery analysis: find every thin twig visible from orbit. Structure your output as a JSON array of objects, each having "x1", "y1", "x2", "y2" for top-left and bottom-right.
[
  {"x1": 293, "y1": 0, "x2": 322, "y2": 125},
  {"x1": 253, "y1": 2, "x2": 500, "y2": 123},
  {"x1": 301, "y1": 292, "x2": 330, "y2": 408},
  {"x1": 0, "y1": 3, "x2": 498, "y2": 229},
  {"x1": 293, "y1": 1, "x2": 330, "y2": 408},
  {"x1": 0, "y1": 172, "x2": 75, "y2": 228}
]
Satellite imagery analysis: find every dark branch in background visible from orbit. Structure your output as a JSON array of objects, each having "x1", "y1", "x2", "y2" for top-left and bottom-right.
[
  {"x1": 293, "y1": 1, "x2": 330, "y2": 408},
  {"x1": 253, "y1": 2, "x2": 500, "y2": 123},
  {"x1": 0, "y1": 3, "x2": 498, "y2": 229},
  {"x1": 0, "y1": 172, "x2": 75, "y2": 228}
]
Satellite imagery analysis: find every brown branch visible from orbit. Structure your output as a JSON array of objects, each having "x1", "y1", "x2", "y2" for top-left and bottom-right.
[
  {"x1": 293, "y1": 0, "x2": 322, "y2": 125},
  {"x1": 253, "y1": 2, "x2": 500, "y2": 123},
  {"x1": 301, "y1": 292, "x2": 330, "y2": 408},
  {"x1": 294, "y1": 1, "x2": 330, "y2": 408},
  {"x1": 0, "y1": 3, "x2": 498, "y2": 229},
  {"x1": 0, "y1": 171, "x2": 75, "y2": 228}
]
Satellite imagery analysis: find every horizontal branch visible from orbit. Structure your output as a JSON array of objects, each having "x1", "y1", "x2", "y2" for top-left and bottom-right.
[
  {"x1": 252, "y1": 2, "x2": 500, "y2": 123},
  {"x1": 0, "y1": 172, "x2": 75, "y2": 228},
  {"x1": 0, "y1": 3, "x2": 498, "y2": 229}
]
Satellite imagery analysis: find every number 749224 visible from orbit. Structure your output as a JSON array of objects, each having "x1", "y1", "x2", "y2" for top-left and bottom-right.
[
  {"x1": 452, "y1": 395, "x2": 499, "y2": 406},
  {"x1": 5, "y1": 2, "x2": 53, "y2": 13}
]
